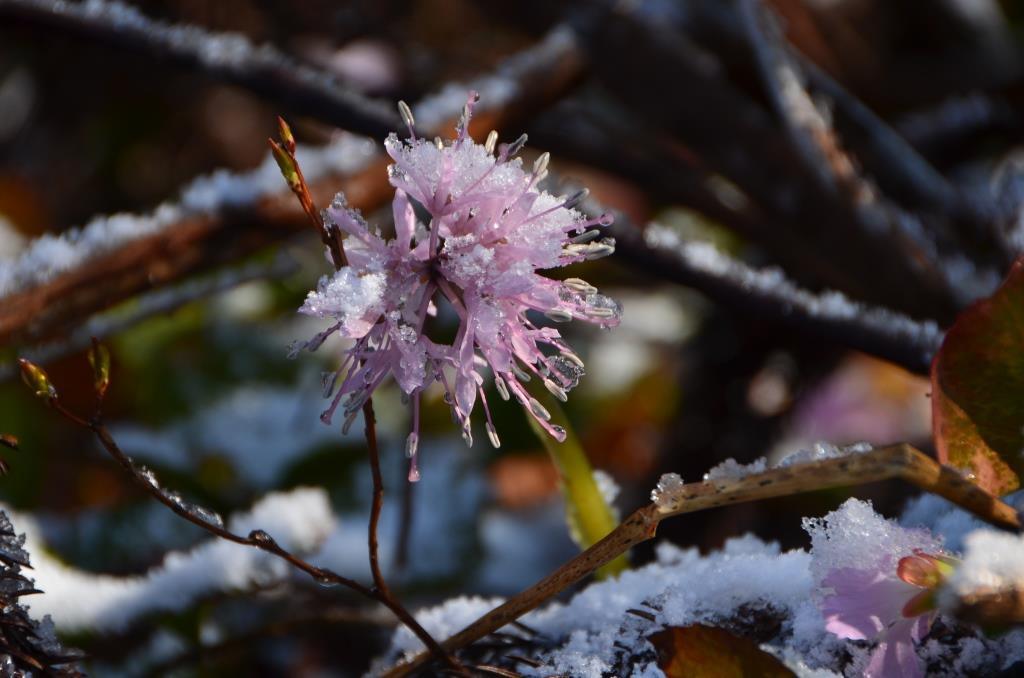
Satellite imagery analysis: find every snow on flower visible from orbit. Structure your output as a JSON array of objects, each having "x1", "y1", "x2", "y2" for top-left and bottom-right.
[
  {"x1": 294, "y1": 92, "x2": 620, "y2": 480},
  {"x1": 807, "y1": 499, "x2": 954, "y2": 678}
]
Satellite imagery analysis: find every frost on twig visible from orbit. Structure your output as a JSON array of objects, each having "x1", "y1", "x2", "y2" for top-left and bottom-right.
[
  {"x1": 0, "y1": 134, "x2": 376, "y2": 300},
  {"x1": 0, "y1": 0, "x2": 399, "y2": 135},
  {"x1": 623, "y1": 222, "x2": 944, "y2": 375}
]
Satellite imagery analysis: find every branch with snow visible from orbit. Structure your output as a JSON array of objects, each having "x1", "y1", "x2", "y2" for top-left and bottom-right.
[
  {"x1": 0, "y1": 25, "x2": 583, "y2": 347},
  {"x1": 612, "y1": 220, "x2": 943, "y2": 375},
  {"x1": 0, "y1": 0, "x2": 399, "y2": 137},
  {"x1": 381, "y1": 443, "x2": 1019, "y2": 676}
]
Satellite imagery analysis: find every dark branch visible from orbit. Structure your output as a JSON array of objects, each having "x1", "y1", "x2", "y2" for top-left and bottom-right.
[
  {"x1": 609, "y1": 217, "x2": 943, "y2": 376},
  {"x1": 0, "y1": 0, "x2": 400, "y2": 137}
]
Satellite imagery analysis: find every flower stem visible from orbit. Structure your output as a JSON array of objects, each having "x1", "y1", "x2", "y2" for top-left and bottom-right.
[{"x1": 524, "y1": 386, "x2": 628, "y2": 579}]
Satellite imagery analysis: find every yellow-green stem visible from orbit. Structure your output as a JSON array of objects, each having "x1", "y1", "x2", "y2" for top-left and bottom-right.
[{"x1": 525, "y1": 385, "x2": 628, "y2": 578}]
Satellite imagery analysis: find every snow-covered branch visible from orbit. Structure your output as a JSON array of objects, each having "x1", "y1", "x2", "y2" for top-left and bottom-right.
[
  {"x1": 0, "y1": 0, "x2": 399, "y2": 136},
  {"x1": 0, "y1": 25, "x2": 583, "y2": 347},
  {"x1": 612, "y1": 220, "x2": 944, "y2": 375}
]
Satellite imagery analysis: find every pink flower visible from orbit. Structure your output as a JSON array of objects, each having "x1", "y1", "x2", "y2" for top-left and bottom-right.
[
  {"x1": 821, "y1": 551, "x2": 956, "y2": 678},
  {"x1": 294, "y1": 93, "x2": 620, "y2": 480}
]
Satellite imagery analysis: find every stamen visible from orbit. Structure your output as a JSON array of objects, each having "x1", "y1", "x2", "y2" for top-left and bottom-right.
[
  {"x1": 341, "y1": 410, "x2": 359, "y2": 435},
  {"x1": 397, "y1": 100, "x2": 416, "y2": 139},
  {"x1": 501, "y1": 133, "x2": 528, "y2": 161},
  {"x1": 533, "y1": 152, "x2": 550, "y2": 177},
  {"x1": 545, "y1": 308, "x2": 573, "y2": 323},
  {"x1": 570, "y1": 230, "x2": 601, "y2": 244},
  {"x1": 408, "y1": 453, "x2": 421, "y2": 483},
  {"x1": 405, "y1": 432, "x2": 419, "y2": 459},
  {"x1": 544, "y1": 377, "x2": 568, "y2": 402},
  {"x1": 560, "y1": 351, "x2": 585, "y2": 369},
  {"x1": 528, "y1": 397, "x2": 551, "y2": 422},
  {"x1": 486, "y1": 422, "x2": 501, "y2": 449},
  {"x1": 563, "y1": 278, "x2": 597, "y2": 294},
  {"x1": 587, "y1": 307, "x2": 617, "y2": 318},
  {"x1": 434, "y1": 136, "x2": 444, "y2": 150},
  {"x1": 512, "y1": 364, "x2": 532, "y2": 382},
  {"x1": 495, "y1": 376, "x2": 511, "y2": 401},
  {"x1": 562, "y1": 188, "x2": 589, "y2": 209},
  {"x1": 456, "y1": 90, "x2": 479, "y2": 141},
  {"x1": 484, "y1": 130, "x2": 498, "y2": 155}
]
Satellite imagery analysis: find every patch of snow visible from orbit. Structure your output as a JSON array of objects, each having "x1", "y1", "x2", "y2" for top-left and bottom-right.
[
  {"x1": 592, "y1": 469, "x2": 620, "y2": 507},
  {"x1": 943, "y1": 530, "x2": 1024, "y2": 604},
  {"x1": 11, "y1": 487, "x2": 334, "y2": 632}
]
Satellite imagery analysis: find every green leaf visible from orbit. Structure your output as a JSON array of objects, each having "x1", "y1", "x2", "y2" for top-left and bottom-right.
[
  {"x1": 932, "y1": 258, "x2": 1024, "y2": 495},
  {"x1": 524, "y1": 385, "x2": 627, "y2": 579},
  {"x1": 649, "y1": 625, "x2": 795, "y2": 678}
]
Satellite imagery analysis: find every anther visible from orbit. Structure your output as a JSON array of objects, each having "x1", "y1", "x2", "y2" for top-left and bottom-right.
[
  {"x1": 486, "y1": 422, "x2": 501, "y2": 449},
  {"x1": 397, "y1": 101, "x2": 416, "y2": 134},
  {"x1": 545, "y1": 309, "x2": 573, "y2": 323},
  {"x1": 484, "y1": 130, "x2": 498, "y2": 155},
  {"x1": 544, "y1": 378, "x2": 568, "y2": 402},
  {"x1": 570, "y1": 230, "x2": 601, "y2": 244},
  {"x1": 563, "y1": 188, "x2": 589, "y2": 209},
  {"x1": 495, "y1": 376, "x2": 510, "y2": 401},
  {"x1": 528, "y1": 398, "x2": 552, "y2": 422},
  {"x1": 533, "y1": 152, "x2": 550, "y2": 177}
]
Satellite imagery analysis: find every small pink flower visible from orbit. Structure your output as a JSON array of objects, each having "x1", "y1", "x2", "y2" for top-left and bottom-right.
[
  {"x1": 821, "y1": 551, "x2": 956, "y2": 678},
  {"x1": 294, "y1": 93, "x2": 620, "y2": 480}
]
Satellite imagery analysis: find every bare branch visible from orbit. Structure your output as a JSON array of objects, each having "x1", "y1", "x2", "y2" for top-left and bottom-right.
[{"x1": 0, "y1": 0, "x2": 400, "y2": 137}]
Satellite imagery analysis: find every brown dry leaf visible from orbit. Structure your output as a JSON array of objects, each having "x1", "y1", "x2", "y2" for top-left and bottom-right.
[{"x1": 649, "y1": 624, "x2": 795, "y2": 678}]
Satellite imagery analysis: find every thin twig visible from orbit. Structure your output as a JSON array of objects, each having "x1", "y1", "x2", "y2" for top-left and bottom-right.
[
  {"x1": 382, "y1": 444, "x2": 1019, "y2": 677},
  {"x1": 269, "y1": 125, "x2": 459, "y2": 671},
  {"x1": 42, "y1": 394, "x2": 455, "y2": 671},
  {"x1": 48, "y1": 398, "x2": 372, "y2": 596}
]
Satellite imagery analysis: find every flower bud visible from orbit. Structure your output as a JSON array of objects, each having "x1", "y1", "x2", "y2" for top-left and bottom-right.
[
  {"x1": 88, "y1": 339, "x2": 111, "y2": 399},
  {"x1": 17, "y1": 359, "x2": 56, "y2": 400}
]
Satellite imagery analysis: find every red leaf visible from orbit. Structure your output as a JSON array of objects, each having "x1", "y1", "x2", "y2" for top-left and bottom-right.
[
  {"x1": 649, "y1": 624, "x2": 795, "y2": 678},
  {"x1": 932, "y1": 258, "x2": 1024, "y2": 495}
]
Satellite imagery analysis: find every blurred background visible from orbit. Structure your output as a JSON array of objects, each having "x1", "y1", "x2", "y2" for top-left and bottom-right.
[{"x1": 0, "y1": 0, "x2": 1021, "y2": 674}]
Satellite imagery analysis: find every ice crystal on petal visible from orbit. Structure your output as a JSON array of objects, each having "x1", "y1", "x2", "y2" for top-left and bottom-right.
[{"x1": 295, "y1": 93, "x2": 620, "y2": 478}]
